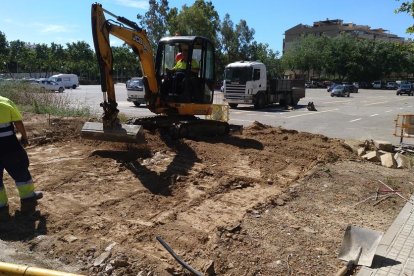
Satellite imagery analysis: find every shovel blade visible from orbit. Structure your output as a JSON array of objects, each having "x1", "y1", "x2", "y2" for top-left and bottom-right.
[
  {"x1": 338, "y1": 225, "x2": 383, "y2": 267},
  {"x1": 81, "y1": 122, "x2": 145, "y2": 143}
]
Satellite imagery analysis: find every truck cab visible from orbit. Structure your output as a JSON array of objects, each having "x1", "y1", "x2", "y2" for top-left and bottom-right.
[
  {"x1": 223, "y1": 61, "x2": 267, "y2": 108},
  {"x1": 223, "y1": 61, "x2": 305, "y2": 109}
]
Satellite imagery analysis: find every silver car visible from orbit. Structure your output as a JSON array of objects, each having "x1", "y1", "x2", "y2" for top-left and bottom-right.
[{"x1": 331, "y1": 85, "x2": 350, "y2": 97}]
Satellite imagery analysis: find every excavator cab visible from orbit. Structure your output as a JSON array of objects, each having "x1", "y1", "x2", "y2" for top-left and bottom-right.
[{"x1": 155, "y1": 36, "x2": 215, "y2": 107}]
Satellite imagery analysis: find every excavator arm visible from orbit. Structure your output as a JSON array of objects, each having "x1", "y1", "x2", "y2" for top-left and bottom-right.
[{"x1": 91, "y1": 3, "x2": 159, "y2": 128}]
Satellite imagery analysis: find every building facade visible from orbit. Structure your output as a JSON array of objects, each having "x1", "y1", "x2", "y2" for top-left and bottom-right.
[{"x1": 283, "y1": 19, "x2": 405, "y2": 53}]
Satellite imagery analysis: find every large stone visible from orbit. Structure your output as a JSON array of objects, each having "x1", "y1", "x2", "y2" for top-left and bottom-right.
[
  {"x1": 357, "y1": 147, "x2": 366, "y2": 156},
  {"x1": 394, "y1": 153, "x2": 412, "y2": 169},
  {"x1": 362, "y1": 151, "x2": 380, "y2": 162},
  {"x1": 373, "y1": 140, "x2": 393, "y2": 152},
  {"x1": 93, "y1": 251, "x2": 111, "y2": 267},
  {"x1": 380, "y1": 153, "x2": 396, "y2": 168}
]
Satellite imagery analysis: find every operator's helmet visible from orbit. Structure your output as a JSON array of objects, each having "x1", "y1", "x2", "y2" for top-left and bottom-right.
[{"x1": 175, "y1": 52, "x2": 183, "y2": 62}]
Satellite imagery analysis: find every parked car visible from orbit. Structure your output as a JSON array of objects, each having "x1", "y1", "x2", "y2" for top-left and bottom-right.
[
  {"x1": 331, "y1": 85, "x2": 351, "y2": 97},
  {"x1": 396, "y1": 83, "x2": 414, "y2": 96},
  {"x1": 386, "y1": 82, "x2": 398, "y2": 90},
  {"x1": 33, "y1": 80, "x2": 65, "y2": 93},
  {"x1": 126, "y1": 77, "x2": 145, "y2": 106},
  {"x1": 305, "y1": 81, "x2": 318, "y2": 88},
  {"x1": 327, "y1": 83, "x2": 340, "y2": 92},
  {"x1": 344, "y1": 84, "x2": 358, "y2": 93},
  {"x1": 372, "y1": 80, "x2": 383, "y2": 89}
]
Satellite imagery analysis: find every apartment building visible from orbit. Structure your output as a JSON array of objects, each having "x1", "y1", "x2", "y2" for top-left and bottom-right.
[{"x1": 283, "y1": 19, "x2": 405, "y2": 53}]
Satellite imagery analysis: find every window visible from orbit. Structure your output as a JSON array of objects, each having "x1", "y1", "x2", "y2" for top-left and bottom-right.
[
  {"x1": 204, "y1": 43, "x2": 214, "y2": 81},
  {"x1": 253, "y1": 69, "x2": 260, "y2": 81}
]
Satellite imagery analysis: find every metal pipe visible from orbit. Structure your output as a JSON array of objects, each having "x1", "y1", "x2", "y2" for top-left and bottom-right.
[
  {"x1": 0, "y1": 261, "x2": 84, "y2": 276},
  {"x1": 156, "y1": 236, "x2": 203, "y2": 276}
]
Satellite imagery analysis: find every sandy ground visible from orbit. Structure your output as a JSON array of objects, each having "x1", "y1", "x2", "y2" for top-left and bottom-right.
[{"x1": 0, "y1": 114, "x2": 413, "y2": 276}]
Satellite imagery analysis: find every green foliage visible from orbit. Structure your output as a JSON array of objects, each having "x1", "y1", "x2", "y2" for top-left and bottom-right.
[
  {"x1": 137, "y1": 0, "x2": 170, "y2": 51},
  {"x1": 281, "y1": 34, "x2": 413, "y2": 81},
  {"x1": 395, "y1": 0, "x2": 414, "y2": 33},
  {"x1": 0, "y1": 81, "x2": 91, "y2": 117}
]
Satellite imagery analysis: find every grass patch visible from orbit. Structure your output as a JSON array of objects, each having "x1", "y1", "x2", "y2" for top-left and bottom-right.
[{"x1": 0, "y1": 81, "x2": 91, "y2": 117}]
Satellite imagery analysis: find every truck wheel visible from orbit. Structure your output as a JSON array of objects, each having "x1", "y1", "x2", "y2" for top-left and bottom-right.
[
  {"x1": 58, "y1": 87, "x2": 64, "y2": 93},
  {"x1": 229, "y1": 103, "x2": 238, "y2": 108},
  {"x1": 291, "y1": 98, "x2": 300, "y2": 107},
  {"x1": 254, "y1": 93, "x2": 266, "y2": 109},
  {"x1": 133, "y1": 101, "x2": 141, "y2": 107},
  {"x1": 72, "y1": 84, "x2": 77, "y2": 89}
]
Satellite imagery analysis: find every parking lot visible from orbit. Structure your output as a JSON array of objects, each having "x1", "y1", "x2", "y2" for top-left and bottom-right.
[{"x1": 67, "y1": 85, "x2": 414, "y2": 144}]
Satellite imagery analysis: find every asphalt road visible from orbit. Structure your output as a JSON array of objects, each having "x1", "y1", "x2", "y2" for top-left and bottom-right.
[{"x1": 66, "y1": 85, "x2": 414, "y2": 144}]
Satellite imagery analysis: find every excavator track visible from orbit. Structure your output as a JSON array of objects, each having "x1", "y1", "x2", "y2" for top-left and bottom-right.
[{"x1": 127, "y1": 115, "x2": 231, "y2": 139}]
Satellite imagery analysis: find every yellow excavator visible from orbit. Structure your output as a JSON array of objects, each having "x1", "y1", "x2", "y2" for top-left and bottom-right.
[{"x1": 81, "y1": 3, "x2": 229, "y2": 143}]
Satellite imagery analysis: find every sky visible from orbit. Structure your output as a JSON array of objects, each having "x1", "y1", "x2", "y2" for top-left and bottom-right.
[{"x1": 1, "y1": 0, "x2": 413, "y2": 55}]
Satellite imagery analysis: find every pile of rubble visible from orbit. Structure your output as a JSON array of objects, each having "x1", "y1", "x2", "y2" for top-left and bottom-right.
[{"x1": 355, "y1": 140, "x2": 413, "y2": 169}]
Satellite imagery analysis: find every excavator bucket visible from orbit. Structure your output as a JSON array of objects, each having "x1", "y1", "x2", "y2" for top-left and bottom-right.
[{"x1": 81, "y1": 122, "x2": 145, "y2": 143}]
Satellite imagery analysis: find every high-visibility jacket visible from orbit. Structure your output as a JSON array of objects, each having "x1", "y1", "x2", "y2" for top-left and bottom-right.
[
  {"x1": 0, "y1": 96, "x2": 22, "y2": 154},
  {"x1": 173, "y1": 59, "x2": 199, "y2": 71}
]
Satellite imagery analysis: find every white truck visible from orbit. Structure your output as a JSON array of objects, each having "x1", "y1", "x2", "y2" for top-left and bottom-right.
[
  {"x1": 49, "y1": 74, "x2": 79, "y2": 89},
  {"x1": 223, "y1": 61, "x2": 305, "y2": 109}
]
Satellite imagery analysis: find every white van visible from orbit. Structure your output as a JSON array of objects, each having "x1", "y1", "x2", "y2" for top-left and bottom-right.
[{"x1": 49, "y1": 74, "x2": 79, "y2": 89}]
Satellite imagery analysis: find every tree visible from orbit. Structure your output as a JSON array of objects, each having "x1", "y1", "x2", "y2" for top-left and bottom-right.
[
  {"x1": 65, "y1": 41, "x2": 95, "y2": 78},
  {"x1": 250, "y1": 42, "x2": 281, "y2": 77},
  {"x1": 112, "y1": 46, "x2": 142, "y2": 81},
  {"x1": 395, "y1": 0, "x2": 414, "y2": 33},
  {"x1": 235, "y1": 20, "x2": 255, "y2": 60},
  {"x1": 169, "y1": 0, "x2": 220, "y2": 45},
  {"x1": 0, "y1": 31, "x2": 9, "y2": 73},
  {"x1": 137, "y1": 0, "x2": 170, "y2": 51}
]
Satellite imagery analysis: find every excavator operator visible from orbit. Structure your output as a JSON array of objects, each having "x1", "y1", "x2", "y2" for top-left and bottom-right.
[
  {"x1": 172, "y1": 49, "x2": 199, "y2": 74},
  {"x1": 166, "y1": 47, "x2": 200, "y2": 101}
]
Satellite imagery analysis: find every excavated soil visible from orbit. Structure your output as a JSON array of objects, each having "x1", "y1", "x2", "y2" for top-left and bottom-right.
[{"x1": 0, "y1": 114, "x2": 413, "y2": 276}]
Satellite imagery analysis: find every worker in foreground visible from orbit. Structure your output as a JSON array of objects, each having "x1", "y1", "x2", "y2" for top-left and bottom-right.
[{"x1": 0, "y1": 96, "x2": 43, "y2": 220}]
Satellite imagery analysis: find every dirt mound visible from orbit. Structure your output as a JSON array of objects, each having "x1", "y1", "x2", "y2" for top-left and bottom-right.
[{"x1": 0, "y1": 115, "x2": 412, "y2": 275}]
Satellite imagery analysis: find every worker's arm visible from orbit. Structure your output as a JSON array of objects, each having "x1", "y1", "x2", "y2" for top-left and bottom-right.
[{"x1": 13, "y1": 120, "x2": 29, "y2": 146}]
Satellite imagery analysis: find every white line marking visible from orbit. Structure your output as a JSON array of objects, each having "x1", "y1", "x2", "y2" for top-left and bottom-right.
[
  {"x1": 385, "y1": 110, "x2": 393, "y2": 113},
  {"x1": 230, "y1": 119, "x2": 255, "y2": 123},
  {"x1": 349, "y1": 118, "x2": 362, "y2": 122},
  {"x1": 370, "y1": 114, "x2": 379, "y2": 117},
  {"x1": 364, "y1": 101, "x2": 389, "y2": 106},
  {"x1": 320, "y1": 100, "x2": 351, "y2": 104},
  {"x1": 284, "y1": 108, "x2": 339, "y2": 118}
]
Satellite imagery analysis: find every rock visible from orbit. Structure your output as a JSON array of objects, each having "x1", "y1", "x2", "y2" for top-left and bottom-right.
[
  {"x1": 373, "y1": 140, "x2": 393, "y2": 152},
  {"x1": 93, "y1": 251, "x2": 111, "y2": 267},
  {"x1": 380, "y1": 153, "x2": 396, "y2": 168},
  {"x1": 302, "y1": 226, "x2": 317, "y2": 234},
  {"x1": 61, "y1": 234, "x2": 78, "y2": 243},
  {"x1": 357, "y1": 147, "x2": 366, "y2": 156},
  {"x1": 275, "y1": 198, "x2": 285, "y2": 206},
  {"x1": 394, "y1": 153, "x2": 412, "y2": 169},
  {"x1": 362, "y1": 151, "x2": 380, "y2": 162},
  {"x1": 105, "y1": 242, "x2": 117, "y2": 252},
  {"x1": 104, "y1": 264, "x2": 114, "y2": 274},
  {"x1": 344, "y1": 140, "x2": 364, "y2": 153},
  {"x1": 110, "y1": 255, "x2": 129, "y2": 268},
  {"x1": 203, "y1": 260, "x2": 215, "y2": 276}
]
